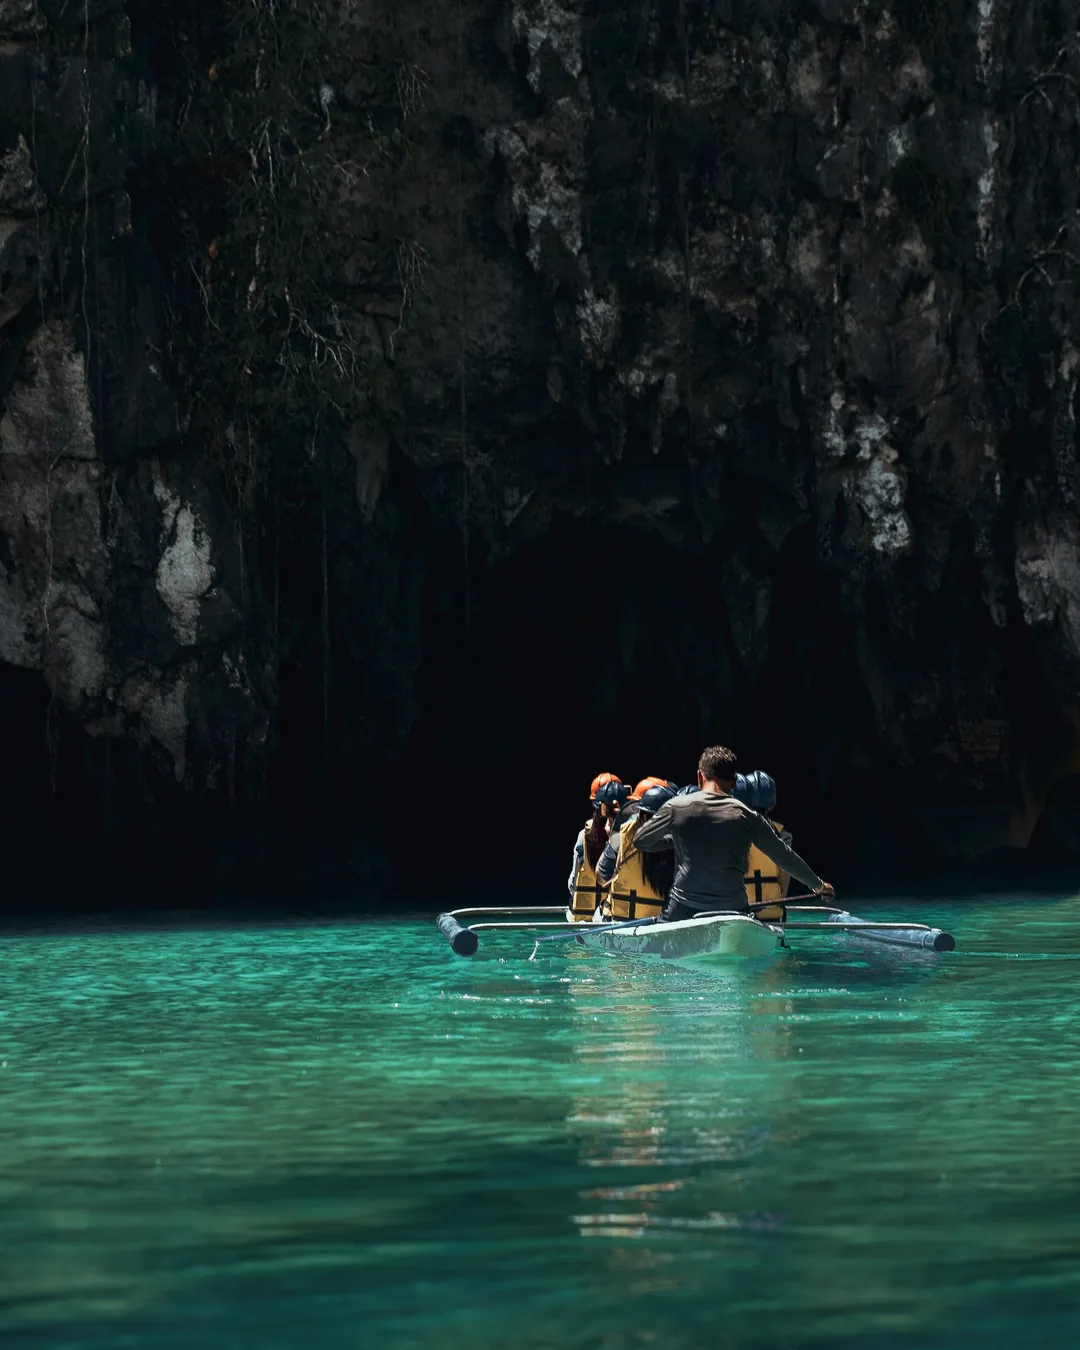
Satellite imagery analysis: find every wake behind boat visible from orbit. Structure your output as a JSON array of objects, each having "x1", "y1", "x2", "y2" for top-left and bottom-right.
[{"x1": 435, "y1": 902, "x2": 956, "y2": 963}]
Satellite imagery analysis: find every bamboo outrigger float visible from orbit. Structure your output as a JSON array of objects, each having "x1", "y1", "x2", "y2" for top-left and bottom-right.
[{"x1": 435, "y1": 903, "x2": 956, "y2": 962}]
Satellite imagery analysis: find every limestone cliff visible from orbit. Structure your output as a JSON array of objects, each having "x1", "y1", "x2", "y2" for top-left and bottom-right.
[
  {"x1": 0, "y1": 0, "x2": 268, "y2": 859},
  {"x1": 3, "y1": 0, "x2": 1080, "y2": 887}
]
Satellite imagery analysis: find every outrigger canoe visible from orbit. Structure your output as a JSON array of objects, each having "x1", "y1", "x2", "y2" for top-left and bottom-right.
[{"x1": 436, "y1": 903, "x2": 955, "y2": 963}]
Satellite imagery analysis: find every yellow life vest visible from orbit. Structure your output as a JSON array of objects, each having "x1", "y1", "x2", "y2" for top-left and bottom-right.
[
  {"x1": 571, "y1": 823, "x2": 603, "y2": 921},
  {"x1": 744, "y1": 819, "x2": 787, "y2": 922},
  {"x1": 607, "y1": 818, "x2": 665, "y2": 920}
]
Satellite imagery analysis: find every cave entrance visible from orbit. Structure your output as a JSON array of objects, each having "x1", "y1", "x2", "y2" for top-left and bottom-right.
[{"x1": 382, "y1": 519, "x2": 829, "y2": 887}]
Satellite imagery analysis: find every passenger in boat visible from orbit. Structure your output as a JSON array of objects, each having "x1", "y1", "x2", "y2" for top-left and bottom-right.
[
  {"x1": 734, "y1": 770, "x2": 790, "y2": 921},
  {"x1": 632, "y1": 745, "x2": 833, "y2": 923},
  {"x1": 632, "y1": 776, "x2": 676, "y2": 803},
  {"x1": 595, "y1": 776, "x2": 675, "y2": 889},
  {"x1": 598, "y1": 777, "x2": 636, "y2": 838},
  {"x1": 568, "y1": 774, "x2": 629, "y2": 922},
  {"x1": 603, "y1": 783, "x2": 678, "y2": 921}
]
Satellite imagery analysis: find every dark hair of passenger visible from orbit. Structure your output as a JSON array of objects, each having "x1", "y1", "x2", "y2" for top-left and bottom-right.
[
  {"x1": 624, "y1": 815, "x2": 674, "y2": 898},
  {"x1": 698, "y1": 744, "x2": 739, "y2": 782},
  {"x1": 584, "y1": 811, "x2": 608, "y2": 868},
  {"x1": 640, "y1": 844, "x2": 675, "y2": 899}
]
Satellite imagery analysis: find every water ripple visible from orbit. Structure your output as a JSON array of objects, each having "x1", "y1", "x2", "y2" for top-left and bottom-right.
[{"x1": 0, "y1": 898, "x2": 1078, "y2": 1348}]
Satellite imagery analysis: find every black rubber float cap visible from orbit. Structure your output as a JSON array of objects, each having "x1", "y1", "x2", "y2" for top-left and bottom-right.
[
  {"x1": 933, "y1": 932, "x2": 956, "y2": 953},
  {"x1": 437, "y1": 913, "x2": 479, "y2": 957}
]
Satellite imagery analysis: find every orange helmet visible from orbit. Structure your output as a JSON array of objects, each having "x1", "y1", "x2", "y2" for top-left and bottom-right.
[
  {"x1": 630, "y1": 776, "x2": 673, "y2": 801},
  {"x1": 589, "y1": 772, "x2": 622, "y2": 804}
]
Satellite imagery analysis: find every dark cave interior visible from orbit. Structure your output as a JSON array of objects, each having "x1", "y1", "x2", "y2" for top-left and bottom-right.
[{"x1": 0, "y1": 510, "x2": 992, "y2": 911}]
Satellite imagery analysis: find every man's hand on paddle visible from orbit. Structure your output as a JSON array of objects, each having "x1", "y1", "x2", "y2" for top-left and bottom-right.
[{"x1": 814, "y1": 881, "x2": 835, "y2": 899}]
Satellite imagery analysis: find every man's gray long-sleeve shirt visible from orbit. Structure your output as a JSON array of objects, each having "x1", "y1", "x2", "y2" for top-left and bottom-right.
[{"x1": 631, "y1": 790, "x2": 822, "y2": 910}]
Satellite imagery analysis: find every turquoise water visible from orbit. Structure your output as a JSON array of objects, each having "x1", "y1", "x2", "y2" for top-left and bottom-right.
[{"x1": 2, "y1": 897, "x2": 1079, "y2": 1348}]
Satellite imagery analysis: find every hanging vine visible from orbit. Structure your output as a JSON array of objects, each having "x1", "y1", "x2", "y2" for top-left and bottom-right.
[{"x1": 161, "y1": 0, "x2": 429, "y2": 504}]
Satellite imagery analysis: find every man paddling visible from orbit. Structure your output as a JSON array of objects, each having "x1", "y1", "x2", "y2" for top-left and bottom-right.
[{"x1": 632, "y1": 745, "x2": 834, "y2": 923}]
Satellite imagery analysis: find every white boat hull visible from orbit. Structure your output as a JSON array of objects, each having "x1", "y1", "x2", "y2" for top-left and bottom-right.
[
  {"x1": 434, "y1": 905, "x2": 955, "y2": 960},
  {"x1": 568, "y1": 911, "x2": 782, "y2": 962}
]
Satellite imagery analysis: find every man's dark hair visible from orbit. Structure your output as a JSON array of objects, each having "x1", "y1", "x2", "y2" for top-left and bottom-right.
[{"x1": 698, "y1": 745, "x2": 738, "y2": 782}]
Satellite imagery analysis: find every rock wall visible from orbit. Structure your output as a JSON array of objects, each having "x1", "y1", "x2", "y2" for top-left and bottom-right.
[
  {"x1": 0, "y1": 0, "x2": 269, "y2": 831},
  {"x1": 385, "y1": 0, "x2": 1080, "y2": 864},
  {"x1": 3, "y1": 0, "x2": 1080, "y2": 881}
]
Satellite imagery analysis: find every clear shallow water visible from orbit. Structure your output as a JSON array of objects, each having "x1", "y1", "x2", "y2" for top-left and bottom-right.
[{"x1": 2, "y1": 897, "x2": 1080, "y2": 1349}]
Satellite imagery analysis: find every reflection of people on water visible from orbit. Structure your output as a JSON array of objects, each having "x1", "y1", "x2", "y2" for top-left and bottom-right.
[
  {"x1": 563, "y1": 955, "x2": 797, "y2": 1245},
  {"x1": 633, "y1": 745, "x2": 833, "y2": 923}
]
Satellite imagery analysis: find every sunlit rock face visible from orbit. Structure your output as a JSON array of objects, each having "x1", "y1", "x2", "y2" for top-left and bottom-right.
[
  {"x1": 0, "y1": 320, "x2": 266, "y2": 793},
  {"x1": 2, "y1": 0, "x2": 1079, "y2": 878},
  {"x1": 0, "y1": 0, "x2": 268, "y2": 818}
]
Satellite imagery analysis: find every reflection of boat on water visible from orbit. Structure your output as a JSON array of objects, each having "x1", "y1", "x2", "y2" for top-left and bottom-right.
[{"x1": 561, "y1": 958, "x2": 800, "y2": 1247}]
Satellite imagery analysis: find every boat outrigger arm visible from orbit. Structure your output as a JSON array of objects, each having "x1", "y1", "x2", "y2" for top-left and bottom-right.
[
  {"x1": 437, "y1": 907, "x2": 577, "y2": 956},
  {"x1": 436, "y1": 904, "x2": 956, "y2": 959}
]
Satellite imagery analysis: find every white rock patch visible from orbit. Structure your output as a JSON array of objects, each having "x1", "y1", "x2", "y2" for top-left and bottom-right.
[
  {"x1": 976, "y1": 0, "x2": 996, "y2": 80},
  {"x1": 822, "y1": 401, "x2": 912, "y2": 555},
  {"x1": 855, "y1": 454, "x2": 912, "y2": 555},
  {"x1": 854, "y1": 413, "x2": 890, "y2": 461},
  {"x1": 152, "y1": 464, "x2": 215, "y2": 646},
  {"x1": 576, "y1": 288, "x2": 619, "y2": 364},
  {"x1": 511, "y1": 0, "x2": 583, "y2": 91},
  {"x1": 977, "y1": 116, "x2": 999, "y2": 258},
  {"x1": 1015, "y1": 532, "x2": 1080, "y2": 650},
  {"x1": 886, "y1": 123, "x2": 913, "y2": 169},
  {"x1": 516, "y1": 160, "x2": 582, "y2": 265}
]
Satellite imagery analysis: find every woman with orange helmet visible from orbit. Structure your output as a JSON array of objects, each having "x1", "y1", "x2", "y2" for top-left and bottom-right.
[{"x1": 568, "y1": 774, "x2": 630, "y2": 921}]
